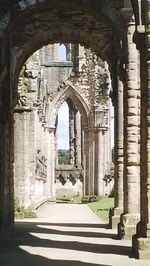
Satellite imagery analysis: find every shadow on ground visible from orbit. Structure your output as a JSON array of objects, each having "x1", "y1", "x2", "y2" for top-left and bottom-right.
[
  {"x1": 15, "y1": 221, "x2": 117, "y2": 239},
  {"x1": 0, "y1": 221, "x2": 132, "y2": 266}
]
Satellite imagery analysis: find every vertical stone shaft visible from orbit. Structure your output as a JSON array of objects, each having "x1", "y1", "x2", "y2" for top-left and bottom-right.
[
  {"x1": 0, "y1": 105, "x2": 14, "y2": 230},
  {"x1": 74, "y1": 110, "x2": 81, "y2": 168},
  {"x1": 146, "y1": 0, "x2": 150, "y2": 237},
  {"x1": 88, "y1": 129, "x2": 94, "y2": 195},
  {"x1": 97, "y1": 129, "x2": 104, "y2": 196},
  {"x1": 84, "y1": 128, "x2": 96, "y2": 195},
  {"x1": 125, "y1": 23, "x2": 140, "y2": 214},
  {"x1": 69, "y1": 103, "x2": 75, "y2": 166},
  {"x1": 132, "y1": 2, "x2": 150, "y2": 259},
  {"x1": 83, "y1": 128, "x2": 90, "y2": 195},
  {"x1": 118, "y1": 21, "x2": 140, "y2": 239},
  {"x1": 116, "y1": 73, "x2": 124, "y2": 211},
  {"x1": 103, "y1": 130, "x2": 108, "y2": 175},
  {"x1": 49, "y1": 128, "x2": 56, "y2": 199},
  {"x1": 110, "y1": 62, "x2": 124, "y2": 229}
]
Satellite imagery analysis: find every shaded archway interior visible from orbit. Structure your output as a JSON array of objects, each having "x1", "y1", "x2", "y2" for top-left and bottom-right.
[{"x1": 1, "y1": 0, "x2": 126, "y2": 104}]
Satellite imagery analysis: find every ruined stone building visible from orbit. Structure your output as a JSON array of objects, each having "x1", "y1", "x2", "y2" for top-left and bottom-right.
[
  {"x1": 14, "y1": 43, "x2": 113, "y2": 208},
  {"x1": 0, "y1": 0, "x2": 150, "y2": 260}
]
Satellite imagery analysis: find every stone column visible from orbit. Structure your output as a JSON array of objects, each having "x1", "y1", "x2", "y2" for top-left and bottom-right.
[
  {"x1": 0, "y1": 105, "x2": 14, "y2": 230},
  {"x1": 83, "y1": 127, "x2": 96, "y2": 195},
  {"x1": 89, "y1": 128, "x2": 96, "y2": 195},
  {"x1": 97, "y1": 128, "x2": 105, "y2": 196},
  {"x1": 132, "y1": 1, "x2": 150, "y2": 258},
  {"x1": 82, "y1": 128, "x2": 86, "y2": 195},
  {"x1": 75, "y1": 110, "x2": 82, "y2": 168},
  {"x1": 14, "y1": 108, "x2": 34, "y2": 209},
  {"x1": 103, "y1": 129, "x2": 110, "y2": 175},
  {"x1": 110, "y1": 61, "x2": 124, "y2": 229},
  {"x1": 0, "y1": 63, "x2": 15, "y2": 230},
  {"x1": 47, "y1": 127, "x2": 56, "y2": 200},
  {"x1": 68, "y1": 102, "x2": 75, "y2": 166},
  {"x1": 83, "y1": 128, "x2": 90, "y2": 195},
  {"x1": 118, "y1": 20, "x2": 140, "y2": 239}
]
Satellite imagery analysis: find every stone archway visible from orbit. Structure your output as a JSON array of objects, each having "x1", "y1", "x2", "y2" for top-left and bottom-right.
[
  {"x1": 12, "y1": 43, "x2": 113, "y2": 212},
  {"x1": 1, "y1": 0, "x2": 150, "y2": 260},
  {"x1": 48, "y1": 84, "x2": 89, "y2": 200},
  {"x1": 0, "y1": 0, "x2": 125, "y2": 231}
]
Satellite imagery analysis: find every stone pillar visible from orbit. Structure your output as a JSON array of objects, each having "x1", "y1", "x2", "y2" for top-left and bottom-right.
[
  {"x1": 83, "y1": 127, "x2": 107, "y2": 197},
  {"x1": 118, "y1": 20, "x2": 140, "y2": 239},
  {"x1": 89, "y1": 128, "x2": 96, "y2": 195},
  {"x1": 132, "y1": 1, "x2": 150, "y2": 258},
  {"x1": 68, "y1": 101, "x2": 75, "y2": 166},
  {"x1": 83, "y1": 128, "x2": 90, "y2": 195},
  {"x1": 47, "y1": 127, "x2": 56, "y2": 200},
  {"x1": 0, "y1": 106, "x2": 14, "y2": 230},
  {"x1": 14, "y1": 108, "x2": 35, "y2": 209},
  {"x1": 0, "y1": 66, "x2": 15, "y2": 230},
  {"x1": 75, "y1": 110, "x2": 82, "y2": 168},
  {"x1": 103, "y1": 129, "x2": 110, "y2": 175},
  {"x1": 96, "y1": 129, "x2": 105, "y2": 196},
  {"x1": 110, "y1": 61, "x2": 124, "y2": 229},
  {"x1": 83, "y1": 127, "x2": 96, "y2": 195}
]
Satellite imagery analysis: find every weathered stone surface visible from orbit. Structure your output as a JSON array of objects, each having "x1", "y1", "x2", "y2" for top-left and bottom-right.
[
  {"x1": 109, "y1": 60, "x2": 124, "y2": 229},
  {"x1": 1, "y1": 0, "x2": 150, "y2": 260},
  {"x1": 118, "y1": 20, "x2": 140, "y2": 240}
]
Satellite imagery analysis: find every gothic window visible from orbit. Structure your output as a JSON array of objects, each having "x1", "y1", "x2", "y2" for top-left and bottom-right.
[{"x1": 58, "y1": 43, "x2": 67, "y2": 61}]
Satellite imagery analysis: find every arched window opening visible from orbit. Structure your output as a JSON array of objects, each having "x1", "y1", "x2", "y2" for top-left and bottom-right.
[
  {"x1": 56, "y1": 99, "x2": 82, "y2": 167},
  {"x1": 57, "y1": 101, "x2": 69, "y2": 165},
  {"x1": 58, "y1": 43, "x2": 67, "y2": 61}
]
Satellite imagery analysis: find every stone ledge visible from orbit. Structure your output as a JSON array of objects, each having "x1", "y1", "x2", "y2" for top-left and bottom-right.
[
  {"x1": 41, "y1": 62, "x2": 73, "y2": 67},
  {"x1": 14, "y1": 106, "x2": 33, "y2": 112}
]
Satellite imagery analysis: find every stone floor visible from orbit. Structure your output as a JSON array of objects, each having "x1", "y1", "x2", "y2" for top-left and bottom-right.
[{"x1": 0, "y1": 203, "x2": 150, "y2": 266}]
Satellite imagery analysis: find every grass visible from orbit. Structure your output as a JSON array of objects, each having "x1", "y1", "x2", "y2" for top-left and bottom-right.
[
  {"x1": 56, "y1": 195, "x2": 114, "y2": 222},
  {"x1": 14, "y1": 198, "x2": 37, "y2": 219},
  {"x1": 56, "y1": 195, "x2": 81, "y2": 203},
  {"x1": 88, "y1": 197, "x2": 114, "y2": 222}
]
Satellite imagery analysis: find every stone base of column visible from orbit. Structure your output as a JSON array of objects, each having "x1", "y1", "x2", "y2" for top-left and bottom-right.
[
  {"x1": 118, "y1": 213, "x2": 140, "y2": 240},
  {"x1": 109, "y1": 207, "x2": 123, "y2": 229},
  {"x1": 132, "y1": 234, "x2": 150, "y2": 259}
]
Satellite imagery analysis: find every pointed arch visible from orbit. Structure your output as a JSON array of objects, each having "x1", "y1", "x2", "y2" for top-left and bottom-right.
[{"x1": 48, "y1": 83, "x2": 89, "y2": 128}]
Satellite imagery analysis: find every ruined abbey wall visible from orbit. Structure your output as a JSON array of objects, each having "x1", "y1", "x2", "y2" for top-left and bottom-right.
[{"x1": 13, "y1": 44, "x2": 113, "y2": 208}]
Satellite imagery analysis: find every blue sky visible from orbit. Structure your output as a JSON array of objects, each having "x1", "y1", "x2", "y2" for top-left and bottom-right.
[
  {"x1": 57, "y1": 102, "x2": 69, "y2": 149},
  {"x1": 57, "y1": 45, "x2": 69, "y2": 149}
]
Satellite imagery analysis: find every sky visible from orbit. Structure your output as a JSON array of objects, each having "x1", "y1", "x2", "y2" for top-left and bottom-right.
[
  {"x1": 57, "y1": 44, "x2": 69, "y2": 150},
  {"x1": 58, "y1": 44, "x2": 67, "y2": 61},
  {"x1": 57, "y1": 102, "x2": 69, "y2": 149}
]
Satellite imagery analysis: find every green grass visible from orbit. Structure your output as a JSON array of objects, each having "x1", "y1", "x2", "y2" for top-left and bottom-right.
[
  {"x1": 56, "y1": 195, "x2": 82, "y2": 203},
  {"x1": 88, "y1": 197, "x2": 114, "y2": 222}
]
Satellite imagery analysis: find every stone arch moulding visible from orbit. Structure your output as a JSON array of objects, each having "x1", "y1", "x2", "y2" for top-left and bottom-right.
[
  {"x1": 48, "y1": 83, "x2": 89, "y2": 128},
  {"x1": 1, "y1": 0, "x2": 126, "y2": 92},
  {"x1": 2, "y1": 0, "x2": 123, "y2": 34}
]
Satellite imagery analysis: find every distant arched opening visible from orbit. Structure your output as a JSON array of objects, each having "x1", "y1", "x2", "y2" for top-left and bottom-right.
[{"x1": 58, "y1": 44, "x2": 67, "y2": 61}]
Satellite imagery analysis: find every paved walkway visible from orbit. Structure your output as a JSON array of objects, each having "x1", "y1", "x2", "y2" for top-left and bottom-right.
[{"x1": 0, "y1": 203, "x2": 150, "y2": 266}]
